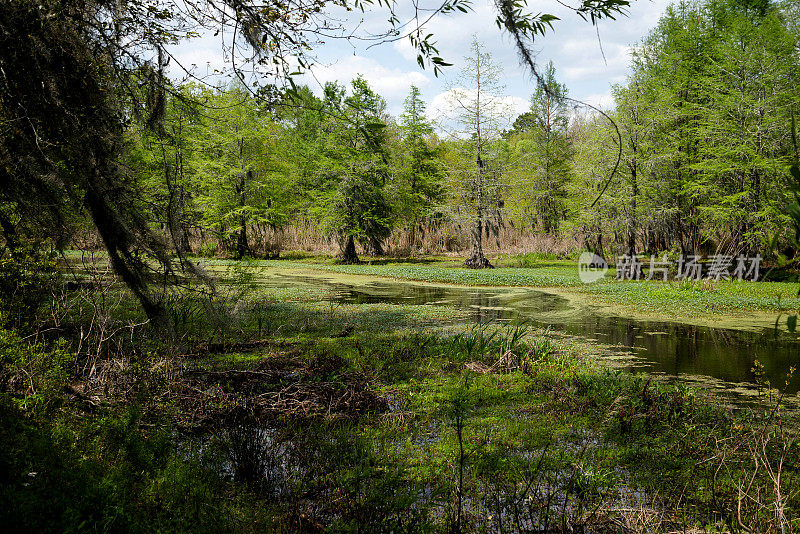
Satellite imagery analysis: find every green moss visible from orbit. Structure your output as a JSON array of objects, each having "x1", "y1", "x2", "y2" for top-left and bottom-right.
[
  {"x1": 247, "y1": 259, "x2": 800, "y2": 329},
  {"x1": 15, "y1": 253, "x2": 797, "y2": 531}
]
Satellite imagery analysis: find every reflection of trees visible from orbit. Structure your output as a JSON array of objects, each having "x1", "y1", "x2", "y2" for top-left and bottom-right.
[
  {"x1": 326, "y1": 278, "x2": 800, "y2": 393},
  {"x1": 466, "y1": 291, "x2": 513, "y2": 322}
]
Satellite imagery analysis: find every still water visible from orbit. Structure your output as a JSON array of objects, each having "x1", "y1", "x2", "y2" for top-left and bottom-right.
[{"x1": 278, "y1": 273, "x2": 800, "y2": 395}]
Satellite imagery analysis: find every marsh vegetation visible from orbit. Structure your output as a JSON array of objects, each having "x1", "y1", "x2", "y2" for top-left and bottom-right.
[
  {"x1": 3, "y1": 0, "x2": 800, "y2": 531},
  {"x1": 2, "y1": 253, "x2": 800, "y2": 532}
]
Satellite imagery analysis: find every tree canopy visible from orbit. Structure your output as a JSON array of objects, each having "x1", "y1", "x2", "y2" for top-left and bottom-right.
[{"x1": 0, "y1": 0, "x2": 638, "y2": 318}]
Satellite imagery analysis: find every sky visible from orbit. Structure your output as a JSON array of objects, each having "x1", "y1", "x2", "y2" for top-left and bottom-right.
[{"x1": 170, "y1": 0, "x2": 675, "y2": 126}]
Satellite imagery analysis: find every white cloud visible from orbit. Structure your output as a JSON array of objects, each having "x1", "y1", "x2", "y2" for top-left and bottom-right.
[
  {"x1": 392, "y1": 37, "x2": 418, "y2": 63},
  {"x1": 581, "y1": 91, "x2": 615, "y2": 111},
  {"x1": 385, "y1": 0, "x2": 675, "y2": 111},
  {"x1": 169, "y1": 47, "x2": 227, "y2": 77},
  {"x1": 427, "y1": 88, "x2": 529, "y2": 136},
  {"x1": 308, "y1": 55, "x2": 430, "y2": 106},
  {"x1": 505, "y1": 95, "x2": 530, "y2": 117},
  {"x1": 165, "y1": 29, "x2": 230, "y2": 84},
  {"x1": 164, "y1": 0, "x2": 676, "y2": 116},
  {"x1": 560, "y1": 43, "x2": 632, "y2": 84}
]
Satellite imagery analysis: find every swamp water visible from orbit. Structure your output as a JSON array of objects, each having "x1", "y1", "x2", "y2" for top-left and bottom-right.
[
  {"x1": 265, "y1": 271, "x2": 800, "y2": 397},
  {"x1": 198, "y1": 269, "x2": 785, "y2": 528}
]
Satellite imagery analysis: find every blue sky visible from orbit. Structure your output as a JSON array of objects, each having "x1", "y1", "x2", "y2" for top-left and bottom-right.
[{"x1": 170, "y1": 0, "x2": 674, "y2": 123}]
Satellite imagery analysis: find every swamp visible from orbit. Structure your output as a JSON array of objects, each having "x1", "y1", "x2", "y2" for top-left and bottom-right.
[
  {"x1": 3, "y1": 254, "x2": 800, "y2": 532},
  {"x1": 2, "y1": 0, "x2": 800, "y2": 532}
]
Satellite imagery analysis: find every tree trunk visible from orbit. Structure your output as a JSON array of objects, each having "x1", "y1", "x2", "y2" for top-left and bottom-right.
[
  {"x1": 341, "y1": 235, "x2": 359, "y2": 264},
  {"x1": 464, "y1": 213, "x2": 492, "y2": 269},
  {"x1": 368, "y1": 236, "x2": 384, "y2": 256},
  {"x1": 627, "y1": 165, "x2": 638, "y2": 257},
  {"x1": 234, "y1": 172, "x2": 249, "y2": 259},
  {"x1": 235, "y1": 218, "x2": 249, "y2": 260},
  {"x1": 179, "y1": 224, "x2": 192, "y2": 254},
  {"x1": 84, "y1": 185, "x2": 171, "y2": 331},
  {"x1": 585, "y1": 231, "x2": 604, "y2": 257},
  {"x1": 465, "y1": 152, "x2": 492, "y2": 269}
]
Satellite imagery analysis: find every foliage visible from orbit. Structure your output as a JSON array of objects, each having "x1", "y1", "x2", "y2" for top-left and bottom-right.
[
  {"x1": 17, "y1": 0, "x2": 800, "y2": 530},
  {"x1": 505, "y1": 62, "x2": 573, "y2": 235},
  {"x1": 576, "y1": 0, "x2": 799, "y2": 257},
  {"x1": 2, "y1": 254, "x2": 800, "y2": 531},
  {"x1": 389, "y1": 86, "x2": 446, "y2": 251},
  {"x1": 0, "y1": 248, "x2": 59, "y2": 331},
  {"x1": 0, "y1": 399, "x2": 260, "y2": 533},
  {"x1": 0, "y1": 1, "x2": 175, "y2": 321},
  {"x1": 0, "y1": 328, "x2": 71, "y2": 415},
  {"x1": 192, "y1": 84, "x2": 291, "y2": 258},
  {"x1": 444, "y1": 38, "x2": 510, "y2": 268},
  {"x1": 310, "y1": 77, "x2": 394, "y2": 262}
]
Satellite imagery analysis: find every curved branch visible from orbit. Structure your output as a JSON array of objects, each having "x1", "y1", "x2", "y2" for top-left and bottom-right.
[{"x1": 494, "y1": 0, "x2": 625, "y2": 209}]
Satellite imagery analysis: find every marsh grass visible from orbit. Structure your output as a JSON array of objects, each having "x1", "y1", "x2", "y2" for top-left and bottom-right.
[
  {"x1": 3, "y1": 255, "x2": 800, "y2": 532},
  {"x1": 253, "y1": 258, "x2": 800, "y2": 327}
]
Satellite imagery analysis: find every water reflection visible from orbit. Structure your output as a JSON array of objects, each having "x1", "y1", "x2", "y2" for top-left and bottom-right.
[{"x1": 280, "y1": 274, "x2": 800, "y2": 394}]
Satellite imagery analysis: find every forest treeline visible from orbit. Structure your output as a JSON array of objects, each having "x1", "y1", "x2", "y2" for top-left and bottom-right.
[
  {"x1": 80, "y1": 0, "x2": 800, "y2": 264},
  {"x1": 3, "y1": 2, "x2": 800, "y2": 530}
]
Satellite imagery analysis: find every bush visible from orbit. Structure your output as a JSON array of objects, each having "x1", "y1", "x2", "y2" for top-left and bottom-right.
[
  {"x1": 505, "y1": 252, "x2": 561, "y2": 267},
  {"x1": 0, "y1": 327, "x2": 71, "y2": 415},
  {"x1": 0, "y1": 401, "x2": 262, "y2": 533},
  {"x1": 0, "y1": 247, "x2": 59, "y2": 330}
]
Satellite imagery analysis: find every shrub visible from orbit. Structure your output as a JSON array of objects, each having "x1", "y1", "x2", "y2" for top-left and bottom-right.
[
  {"x1": 0, "y1": 247, "x2": 59, "y2": 330},
  {"x1": 0, "y1": 327, "x2": 71, "y2": 415}
]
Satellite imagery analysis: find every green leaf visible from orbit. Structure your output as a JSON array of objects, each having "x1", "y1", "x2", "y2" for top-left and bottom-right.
[
  {"x1": 788, "y1": 315, "x2": 797, "y2": 333},
  {"x1": 769, "y1": 229, "x2": 782, "y2": 253}
]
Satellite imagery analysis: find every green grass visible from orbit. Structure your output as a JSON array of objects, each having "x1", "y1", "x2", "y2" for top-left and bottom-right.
[
  {"x1": 228, "y1": 257, "x2": 800, "y2": 324},
  {"x1": 182, "y1": 316, "x2": 795, "y2": 532},
  {"x1": 5, "y1": 253, "x2": 800, "y2": 532},
  {"x1": 11, "y1": 250, "x2": 795, "y2": 531},
  {"x1": 66, "y1": 249, "x2": 800, "y2": 323}
]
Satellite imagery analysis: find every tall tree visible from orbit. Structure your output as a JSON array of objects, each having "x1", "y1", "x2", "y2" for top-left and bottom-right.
[
  {"x1": 313, "y1": 77, "x2": 393, "y2": 263},
  {"x1": 392, "y1": 86, "x2": 444, "y2": 251},
  {"x1": 446, "y1": 38, "x2": 510, "y2": 268},
  {"x1": 0, "y1": 1, "x2": 174, "y2": 322},
  {"x1": 694, "y1": 0, "x2": 796, "y2": 252},
  {"x1": 570, "y1": 111, "x2": 621, "y2": 256},
  {"x1": 507, "y1": 62, "x2": 573, "y2": 235},
  {"x1": 611, "y1": 77, "x2": 659, "y2": 256},
  {"x1": 0, "y1": 0, "x2": 469, "y2": 320},
  {"x1": 190, "y1": 84, "x2": 290, "y2": 259},
  {"x1": 0, "y1": 0, "x2": 639, "y2": 318},
  {"x1": 128, "y1": 84, "x2": 202, "y2": 257},
  {"x1": 607, "y1": 0, "x2": 799, "y2": 256}
]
